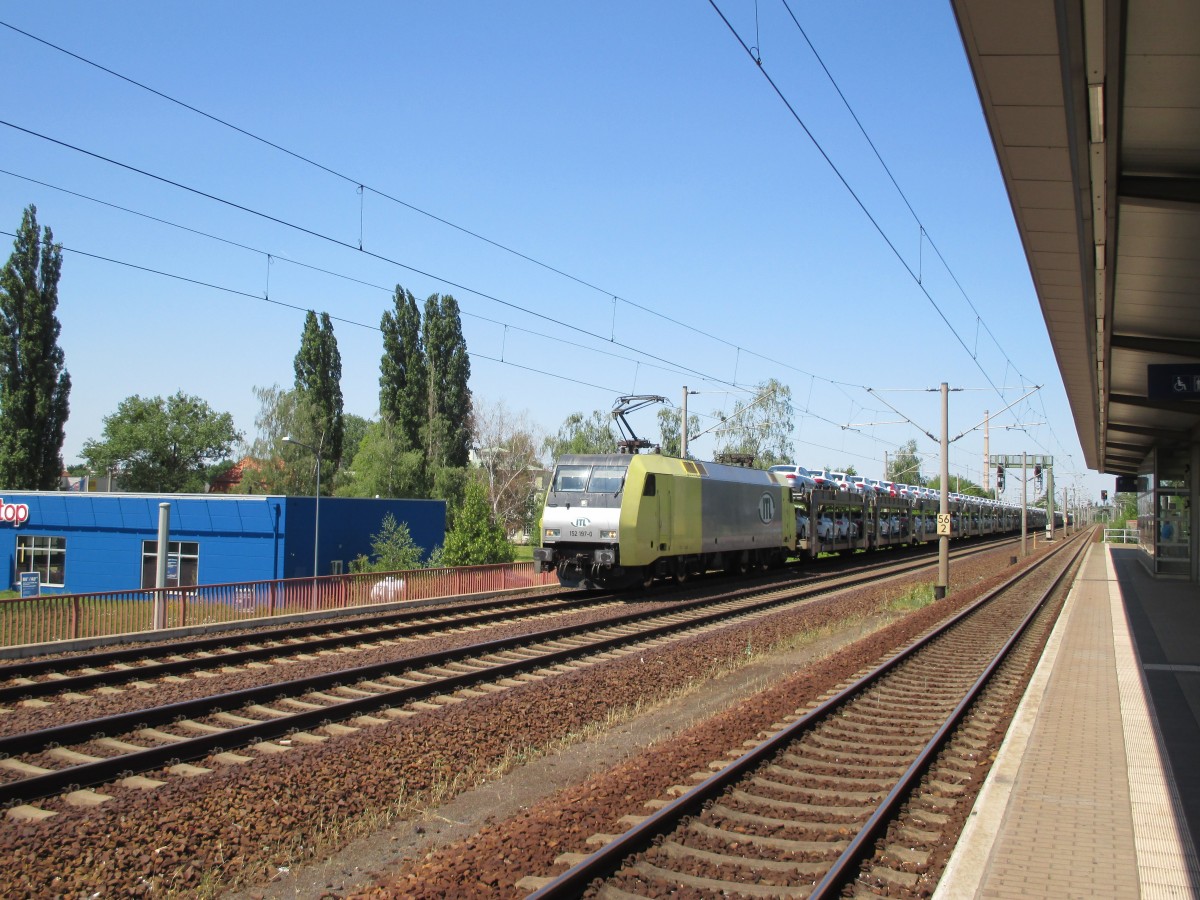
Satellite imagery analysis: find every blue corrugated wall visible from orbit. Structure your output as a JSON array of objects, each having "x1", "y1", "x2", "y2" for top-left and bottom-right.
[
  {"x1": 281, "y1": 497, "x2": 446, "y2": 579},
  {"x1": 0, "y1": 493, "x2": 446, "y2": 594}
]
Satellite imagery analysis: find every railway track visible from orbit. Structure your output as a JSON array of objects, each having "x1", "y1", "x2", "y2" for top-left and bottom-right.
[
  {"x1": 0, "y1": 589, "x2": 619, "y2": 703},
  {"x1": 522, "y1": 529, "x2": 1090, "y2": 899},
  {"x1": 0, "y1": 539, "x2": 1013, "y2": 818},
  {"x1": 0, "y1": 536, "x2": 1013, "y2": 707}
]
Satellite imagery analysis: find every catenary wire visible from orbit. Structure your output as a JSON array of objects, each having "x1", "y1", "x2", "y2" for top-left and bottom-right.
[
  {"x1": 720, "y1": 0, "x2": 1079, "y2": 475},
  {"x1": 0, "y1": 167, "x2": 908, "y2": 455},
  {"x1": 0, "y1": 19, "x2": 863, "y2": 396},
  {"x1": 0, "y1": 22, "x2": 1070, "y2": 477},
  {"x1": 0, "y1": 19, "x2": 966, "y2": 428},
  {"x1": 0, "y1": 168, "x2": 733, "y2": 391},
  {"x1": 775, "y1": 0, "x2": 1034, "y2": 393},
  {"x1": 0, "y1": 229, "x2": 628, "y2": 397},
  {"x1": 705, "y1": 0, "x2": 1008, "y2": 403},
  {"x1": 0, "y1": 118, "x2": 761, "y2": 397}
]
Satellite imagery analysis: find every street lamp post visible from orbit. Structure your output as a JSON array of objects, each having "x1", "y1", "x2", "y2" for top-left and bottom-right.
[{"x1": 283, "y1": 434, "x2": 324, "y2": 581}]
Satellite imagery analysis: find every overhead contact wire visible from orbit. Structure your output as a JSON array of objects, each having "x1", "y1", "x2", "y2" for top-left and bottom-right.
[
  {"x1": 705, "y1": 0, "x2": 1004, "y2": 405},
  {"x1": 0, "y1": 19, "x2": 860, "y2": 395},
  {"x1": 0, "y1": 118, "x2": 741, "y2": 393},
  {"x1": 1, "y1": 230, "x2": 626, "y2": 397},
  {"x1": 0, "y1": 168, "x2": 711, "y2": 386}
]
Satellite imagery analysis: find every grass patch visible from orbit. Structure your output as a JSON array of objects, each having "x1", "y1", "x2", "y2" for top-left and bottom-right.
[
  {"x1": 511, "y1": 544, "x2": 535, "y2": 562},
  {"x1": 887, "y1": 582, "x2": 936, "y2": 612}
]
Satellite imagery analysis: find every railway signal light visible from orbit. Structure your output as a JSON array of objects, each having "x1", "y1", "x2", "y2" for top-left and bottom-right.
[{"x1": 997, "y1": 464, "x2": 1005, "y2": 490}]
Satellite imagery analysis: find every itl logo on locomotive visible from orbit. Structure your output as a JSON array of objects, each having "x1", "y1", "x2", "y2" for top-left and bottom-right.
[
  {"x1": 0, "y1": 500, "x2": 30, "y2": 525},
  {"x1": 759, "y1": 493, "x2": 775, "y2": 524}
]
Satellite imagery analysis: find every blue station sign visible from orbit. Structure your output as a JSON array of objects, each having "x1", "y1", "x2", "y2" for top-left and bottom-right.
[
  {"x1": 19, "y1": 572, "x2": 40, "y2": 598},
  {"x1": 1148, "y1": 364, "x2": 1200, "y2": 400}
]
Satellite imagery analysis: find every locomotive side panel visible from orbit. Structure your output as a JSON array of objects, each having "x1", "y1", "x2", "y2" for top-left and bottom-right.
[
  {"x1": 619, "y1": 462, "x2": 657, "y2": 569},
  {"x1": 700, "y1": 477, "x2": 789, "y2": 553},
  {"x1": 668, "y1": 467, "x2": 704, "y2": 555}
]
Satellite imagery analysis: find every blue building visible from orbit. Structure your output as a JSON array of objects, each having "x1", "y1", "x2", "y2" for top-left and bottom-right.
[{"x1": 0, "y1": 492, "x2": 446, "y2": 595}]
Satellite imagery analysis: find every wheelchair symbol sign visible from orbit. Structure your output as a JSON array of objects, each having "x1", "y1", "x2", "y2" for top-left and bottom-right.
[{"x1": 1148, "y1": 365, "x2": 1200, "y2": 400}]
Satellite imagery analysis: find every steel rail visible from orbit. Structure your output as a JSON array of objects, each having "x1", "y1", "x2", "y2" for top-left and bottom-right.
[
  {"x1": 0, "y1": 538, "x2": 1011, "y2": 703},
  {"x1": 0, "y1": 538, "x2": 1011, "y2": 806},
  {"x1": 0, "y1": 589, "x2": 585, "y2": 684},
  {"x1": 807, "y1": 529, "x2": 1091, "y2": 897},
  {"x1": 0, "y1": 592, "x2": 609, "y2": 703},
  {"x1": 526, "y1": 529, "x2": 1091, "y2": 899}
]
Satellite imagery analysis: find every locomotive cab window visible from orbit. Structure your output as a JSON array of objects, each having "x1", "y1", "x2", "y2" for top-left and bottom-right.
[
  {"x1": 552, "y1": 465, "x2": 591, "y2": 492},
  {"x1": 643, "y1": 474, "x2": 656, "y2": 496},
  {"x1": 587, "y1": 466, "x2": 626, "y2": 493}
]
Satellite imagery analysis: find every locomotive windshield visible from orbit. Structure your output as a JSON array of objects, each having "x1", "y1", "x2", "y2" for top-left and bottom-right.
[
  {"x1": 587, "y1": 466, "x2": 625, "y2": 493},
  {"x1": 551, "y1": 465, "x2": 591, "y2": 492},
  {"x1": 550, "y1": 463, "x2": 628, "y2": 494}
]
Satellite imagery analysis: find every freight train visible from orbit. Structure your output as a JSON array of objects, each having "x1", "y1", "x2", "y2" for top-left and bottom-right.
[{"x1": 533, "y1": 453, "x2": 1043, "y2": 589}]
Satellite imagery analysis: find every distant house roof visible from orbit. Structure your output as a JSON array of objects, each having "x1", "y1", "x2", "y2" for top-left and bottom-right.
[{"x1": 208, "y1": 458, "x2": 250, "y2": 494}]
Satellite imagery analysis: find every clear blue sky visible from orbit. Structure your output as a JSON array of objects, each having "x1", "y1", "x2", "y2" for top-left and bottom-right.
[{"x1": 0, "y1": 2, "x2": 1105, "y2": 504}]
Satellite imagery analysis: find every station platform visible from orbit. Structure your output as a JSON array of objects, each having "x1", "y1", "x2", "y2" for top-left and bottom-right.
[{"x1": 935, "y1": 542, "x2": 1200, "y2": 899}]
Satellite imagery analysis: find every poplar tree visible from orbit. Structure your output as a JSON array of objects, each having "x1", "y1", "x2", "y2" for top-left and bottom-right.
[
  {"x1": 292, "y1": 310, "x2": 345, "y2": 482},
  {"x1": 423, "y1": 293, "x2": 472, "y2": 468},
  {"x1": 0, "y1": 205, "x2": 71, "y2": 489},
  {"x1": 379, "y1": 284, "x2": 426, "y2": 451}
]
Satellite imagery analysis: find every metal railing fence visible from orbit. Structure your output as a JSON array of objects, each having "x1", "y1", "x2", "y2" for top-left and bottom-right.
[
  {"x1": 0, "y1": 561, "x2": 558, "y2": 648},
  {"x1": 1103, "y1": 528, "x2": 1140, "y2": 544}
]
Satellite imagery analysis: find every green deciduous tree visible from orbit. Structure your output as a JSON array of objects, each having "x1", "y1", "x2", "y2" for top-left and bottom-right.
[
  {"x1": 657, "y1": 406, "x2": 701, "y2": 458},
  {"x1": 713, "y1": 378, "x2": 793, "y2": 469},
  {"x1": 473, "y1": 399, "x2": 545, "y2": 537},
  {"x1": 235, "y1": 384, "x2": 304, "y2": 495},
  {"x1": 430, "y1": 464, "x2": 469, "y2": 529},
  {"x1": 925, "y1": 474, "x2": 989, "y2": 497},
  {"x1": 379, "y1": 285, "x2": 427, "y2": 453},
  {"x1": 336, "y1": 420, "x2": 427, "y2": 499},
  {"x1": 423, "y1": 294, "x2": 472, "y2": 469},
  {"x1": 887, "y1": 439, "x2": 924, "y2": 485},
  {"x1": 544, "y1": 410, "x2": 617, "y2": 458},
  {"x1": 81, "y1": 392, "x2": 241, "y2": 492},
  {"x1": 1116, "y1": 493, "x2": 1138, "y2": 526},
  {"x1": 440, "y1": 478, "x2": 514, "y2": 566},
  {"x1": 0, "y1": 205, "x2": 71, "y2": 489},
  {"x1": 293, "y1": 310, "x2": 344, "y2": 478},
  {"x1": 339, "y1": 413, "x2": 371, "y2": 475}
]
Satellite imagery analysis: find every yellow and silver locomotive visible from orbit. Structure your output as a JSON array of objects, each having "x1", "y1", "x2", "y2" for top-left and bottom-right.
[{"x1": 533, "y1": 453, "x2": 796, "y2": 589}]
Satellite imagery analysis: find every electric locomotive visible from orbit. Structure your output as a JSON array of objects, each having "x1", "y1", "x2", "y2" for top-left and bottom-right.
[{"x1": 533, "y1": 453, "x2": 795, "y2": 589}]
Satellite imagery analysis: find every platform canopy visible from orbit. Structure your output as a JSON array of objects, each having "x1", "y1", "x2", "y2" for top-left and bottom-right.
[{"x1": 952, "y1": 0, "x2": 1200, "y2": 474}]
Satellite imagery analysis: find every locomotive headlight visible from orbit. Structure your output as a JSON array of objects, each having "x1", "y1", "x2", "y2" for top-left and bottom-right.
[
  {"x1": 544, "y1": 528, "x2": 560, "y2": 537},
  {"x1": 600, "y1": 530, "x2": 617, "y2": 540}
]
